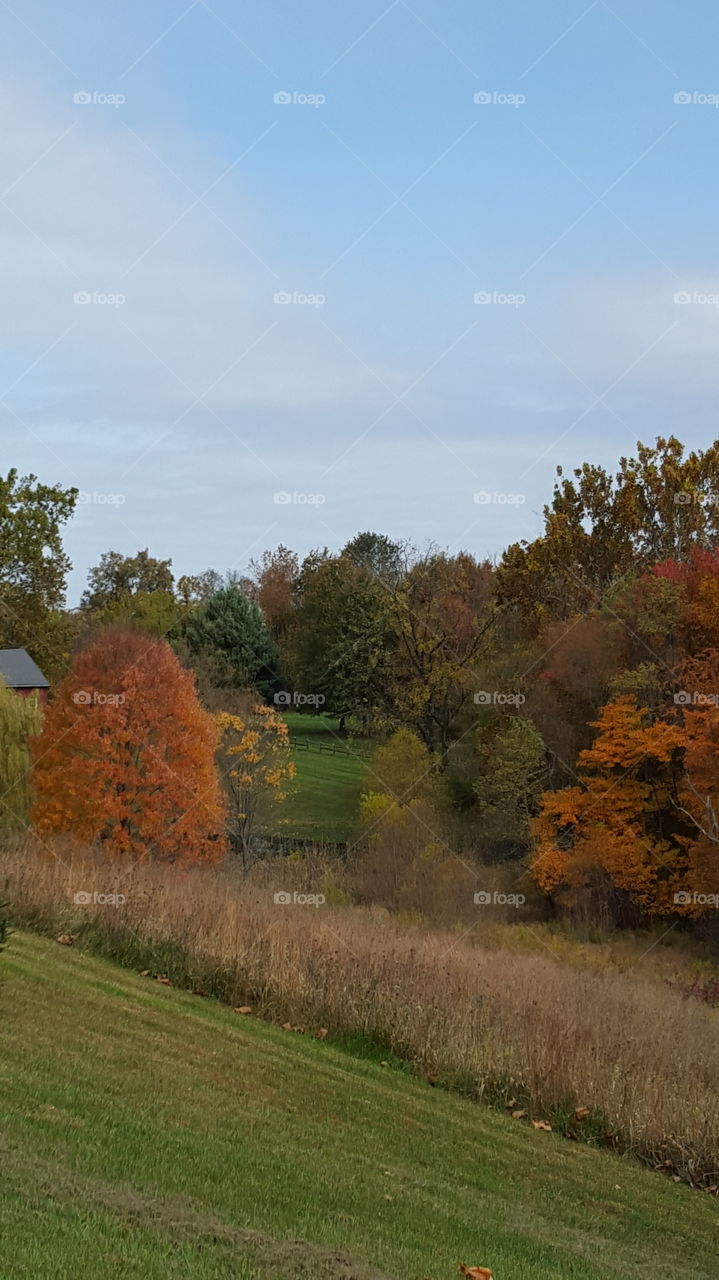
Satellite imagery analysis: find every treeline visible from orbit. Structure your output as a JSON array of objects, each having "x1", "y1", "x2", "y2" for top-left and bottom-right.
[{"x1": 3, "y1": 435, "x2": 719, "y2": 930}]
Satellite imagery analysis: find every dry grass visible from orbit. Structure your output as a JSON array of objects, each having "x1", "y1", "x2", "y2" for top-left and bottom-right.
[{"x1": 3, "y1": 838, "x2": 718, "y2": 1188}]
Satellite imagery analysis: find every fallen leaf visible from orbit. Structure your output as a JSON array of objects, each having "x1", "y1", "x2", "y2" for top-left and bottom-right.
[
  {"x1": 511, "y1": 1109, "x2": 526, "y2": 1120},
  {"x1": 458, "y1": 1266, "x2": 493, "y2": 1279},
  {"x1": 574, "y1": 1106, "x2": 590, "y2": 1122},
  {"x1": 315, "y1": 1027, "x2": 328, "y2": 1039},
  {"x1": 281, "y1": 1022, "x2": 293, "y2": 1031},
  {"x1": 235, "y1": 1006, "x2": 252, "y2": 1015},
  {"x1": 532, "y1": 1119, "x2": 553, "y2": 1132},
  {"x1": 55, "y1": 935, "x2": 76, "y2": 946},
  {"x1": 139, "y1": 970, "x2": 151, "y2": 977},
  {"x1": 506, "y1": 1098, "x2": 517, "y2": 1109},
  {"x1": 156, "y1": 975, "x2": 171, "y2": 986}
]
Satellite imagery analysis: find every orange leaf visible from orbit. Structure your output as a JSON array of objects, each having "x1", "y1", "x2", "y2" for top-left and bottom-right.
[
  {"x1": 511, "y1": 1109, "x2": 526, "y2": 1120},
  {"x1": 532, "y1": 1119, "x2": 552, "y2": 1132},
  {"x1": 458, "y1": 1266, "x2": 493, "y2": 1279}
]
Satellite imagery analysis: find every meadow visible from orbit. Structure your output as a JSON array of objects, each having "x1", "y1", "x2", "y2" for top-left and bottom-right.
[
  {"x1": 1, "y1": 930, "x2": 717, "y2": 1280},
  {"x1": 5, "y1": 839, "x2": 718, "y2": 1194}
]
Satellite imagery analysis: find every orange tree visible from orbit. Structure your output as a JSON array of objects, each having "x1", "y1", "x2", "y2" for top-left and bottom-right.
[
  {"x1": 532, "y1": 666, "x2": 719, "y2": 918},
  {"x1": 32, "y1": 629, "x2": 225, "y2": 862},
  {"x1": 531, "y1": 696, "x2": 687, "y2": 920},
  {"x1": 216, "y1": 704, "x2": 295, "y2": 866}
]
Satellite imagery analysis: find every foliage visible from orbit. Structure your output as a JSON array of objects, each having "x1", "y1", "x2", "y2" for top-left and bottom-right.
[
  {"x1": 497, "y1": 436, "x2": 719, "y2": 626},
  {"x1": 31, "y1": 630, "x2": 224, "y2": 861},
  {"x1": 531, "y1": 696, "x2": 689, "y2": 920},
  {"x1": 81, "y1": 548, "x2": 174, "y2": 610},
  {"x1": 186, "y1": 586, "x2": 279, "y2": 699},
  {"x1": 364, "y1": 728, "x2": 435, "y2": 805},
  {"x1": 0, "y1": 469, "x2": 77, "y2": 682},
  {"x1": 292, "y1": 550, "x2": 394, "y2": 724},
  {"x1": 472, "y1": 717, "x2": 546, "y2": 853},
  {"x1": 216, "y1": 704, "x2": 295, "y2": 865},
  {"x1": 0, "y1": 681, "x2": 42, "y2": 832},
  {"x1": 248, "y1": 545, "x2": 299, "y2": 646}
]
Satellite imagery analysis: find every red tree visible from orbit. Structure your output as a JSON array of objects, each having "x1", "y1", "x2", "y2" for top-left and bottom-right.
[{"x1": 32, "y1": 630, "x2": 226, "y2": 861}]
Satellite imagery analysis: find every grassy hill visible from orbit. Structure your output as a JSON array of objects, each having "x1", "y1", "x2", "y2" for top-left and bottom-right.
[
  {"x1": 1, "y1": 932, "x2": 716, "y2": 1280},
  {"x1": 262, "y1": 712, "x2": 369, "y2": 842}
]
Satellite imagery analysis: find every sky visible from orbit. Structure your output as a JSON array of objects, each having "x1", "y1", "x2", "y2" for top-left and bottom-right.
[{"x1": 2, "y1": 0, "x2": 719, "y2": 602}]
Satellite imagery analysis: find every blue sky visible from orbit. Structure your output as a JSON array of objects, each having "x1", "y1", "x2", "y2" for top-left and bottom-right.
[{"x1": 2, "y1": 0, "x2": 718, "y2": 601}]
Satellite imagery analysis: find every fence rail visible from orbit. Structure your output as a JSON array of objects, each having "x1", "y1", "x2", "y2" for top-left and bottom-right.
[{"x1": 289, "y1": 735, "x2": 370, "y2": 759}]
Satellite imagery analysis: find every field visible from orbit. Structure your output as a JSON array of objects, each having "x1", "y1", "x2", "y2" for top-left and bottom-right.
[
  {"x1": 263, "y1": 712, "x2": 369, "y2": 842},
  {"x1": 1, "y1": 931, "x2": 717, "y2": 1280}
]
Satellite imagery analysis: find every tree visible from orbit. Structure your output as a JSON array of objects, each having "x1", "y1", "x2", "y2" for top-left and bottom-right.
[
  {"x1": 248, "y1": 545, "x2": 299, "y2": 646},
  {"x1": 292, "y1": 551, "x2": 394, "y2": 727},
  {"x1": 386, "y1": 551, "x2": 495, "y2": 754},
  {"x1": 531, "y1": 696, "x2": 686, "y2": 920},
  {"x1": 216, "y1": 704, "x2": 295, "y2": 866},
  {"x1": 81, "y1": 549, "x2": 174, "y2": 611},
  {"x1": 364, "y1": 728, "x2": 436, "y2": 807},
  {"x1": 497, "y1": 436, "x2": 719, "y2": 627},
  {"x1": 0, "y1": 469, "x2": 77, "y2": 681},
  {"x1": 471, "y1": 717, "x2": 546, "y2": 856},
  {"x1": 342, "y1": 531, "x2": 405, "y2": 585},
  {"x1": 32, "y1": 630, "x2": 225, "y2": 862},
  {"x1": 186, "y1": 587, "x2": 279, "y2": 699},
  {"x1": 0, "y1": 681, "x2": 41, "y2": 832}
]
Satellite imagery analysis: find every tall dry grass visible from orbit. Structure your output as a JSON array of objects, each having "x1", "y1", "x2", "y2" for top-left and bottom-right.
[{"x1": 3, "y1": 838, "x2": 718, "y2": 1188}]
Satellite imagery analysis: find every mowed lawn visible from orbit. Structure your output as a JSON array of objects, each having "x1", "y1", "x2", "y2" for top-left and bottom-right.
[
  {"x1": 263, "y1": 712, "x2": 369, "y2": 842},
  {"x1": 1, "y1": 932, "x2": 717, "y2": 1280}
]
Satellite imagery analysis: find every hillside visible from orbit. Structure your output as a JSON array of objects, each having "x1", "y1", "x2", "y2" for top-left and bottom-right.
[{"x1": 1, "y1": 932, "x2": 716, "y2": 1280}]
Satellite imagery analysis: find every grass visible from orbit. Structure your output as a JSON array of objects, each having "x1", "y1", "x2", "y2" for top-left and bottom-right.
[
  {"x1": 262, "y1": 712, "x2": 369, "y2": 842},
  {"x1": 4, "y1": 840, "x2": 719, "y2": 1190},
  {"x1": 2, "y1": 929, "x2": 717, "y2": 1280}
]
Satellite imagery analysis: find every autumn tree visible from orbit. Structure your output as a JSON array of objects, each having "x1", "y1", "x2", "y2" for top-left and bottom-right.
[
  {"x1": 0, "y1": 681, "x2": 42, "y2": 832},
  {"x1": 0, "y1": 469, "x2": 77, "y2": 681},
  {"x1": 248, "y1": 545, "x2": 299, "y2": 645},
  {"x1": 32, "y1": 630, "x2": 225, "y2": 861},
  {"x1": 531, "y1": 696, "x2": 687, "y2": 921},
  {"x1": 497, "y1": 436, "x2": 719, "y2": 627},
  {"x1": 216, "y1": 704, "x2": 295, "y2": 866}
]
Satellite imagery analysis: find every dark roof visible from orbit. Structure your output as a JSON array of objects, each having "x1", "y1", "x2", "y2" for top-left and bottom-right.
[{"x1": 0, "y1": 648, "x2": 50, "y2": 689}]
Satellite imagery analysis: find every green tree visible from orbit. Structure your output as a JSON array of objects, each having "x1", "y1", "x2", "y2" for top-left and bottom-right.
[
  {"x1": 186, "y1": 587, "x2": 278, "y2": 699},
  {"x1": 0, "y1": 469, "x2": 77, "y2": 681},
  {"x1": 292, "y1": 551, "x2": 393, "y2": 728},
  {"x1": 81, "y1": 549, "x2": 174, "y2": 611}
]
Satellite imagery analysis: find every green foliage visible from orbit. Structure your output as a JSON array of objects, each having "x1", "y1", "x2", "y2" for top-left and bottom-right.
[
  {"x1": 0, "y1": 682, "x2": 41, "y2": 831},
  {"x1": 0, "y1": 469, "x2": 77, "y2": 682},
  {"x1": 186, "y1": 586, "x2": 279, "y2": 699},
  {"x1": 472, "y1": 717, "x2": 546, "y2": 852},
  {"x1": 81, "y1": 549, "x2": 174, "y2": 611},
  {"x1": 292, "y1": 552, "x2": 393, "y2": 722}
]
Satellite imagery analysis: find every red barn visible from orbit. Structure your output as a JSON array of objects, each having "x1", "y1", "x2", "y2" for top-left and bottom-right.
[{"x1": 0, "y1": 648, "x2": 50, "y2": 705}]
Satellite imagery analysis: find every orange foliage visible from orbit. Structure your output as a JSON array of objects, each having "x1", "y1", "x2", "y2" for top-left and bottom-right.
[
  {"x1": 531, "y1": 696, "x2": 686, "y2": 915},
  {"x1": 32, "y1": 629, "x2": 225, "y2": 862}
]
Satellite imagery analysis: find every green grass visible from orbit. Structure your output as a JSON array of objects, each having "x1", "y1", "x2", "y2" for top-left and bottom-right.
[
  {"x1": 1, "y1": 931, "x2": 717, "y2": 1280},
  {"x1": 262, "y1": 712, "x2": 369, "y2": 842}
]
